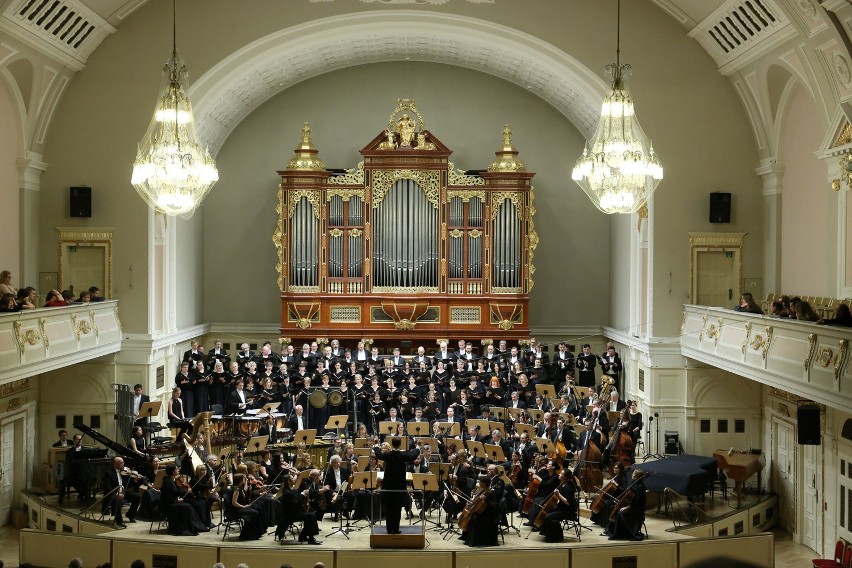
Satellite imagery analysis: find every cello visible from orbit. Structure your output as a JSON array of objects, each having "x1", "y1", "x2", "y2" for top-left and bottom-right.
[
  {"x1": 574, "y1": 414, "x2": 604, "y2": 494},
  {"x1": 521, "y1": 455, "x2": 546, "y2": 515},
  {"x1": 457, "y1": 479, "x2": 490, "y2": 530},
  {"x1": 604, "y1": 406, "x2": 634, "y2": 475}
]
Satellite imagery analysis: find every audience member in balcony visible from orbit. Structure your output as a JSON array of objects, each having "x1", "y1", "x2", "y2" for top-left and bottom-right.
[
  {"x1": 769, "y1": 300, "x2": 787, "y2": 317},
  {"x1": 0, "y1": 293, "x2": 18, "y2": 312},
  {"x1": 88, "y1": 286, "x2": 105, "y2": 301},
  {"x1": 61, "y1": 290, "x2": 73, "y2": 303},
  {"x1": 787, "y1": 296, "x2": 802, "y2": 319},
  {"x1": 795, "y1": 301, "x2": 820, "y2": 322},
  {"x1": 0, "y1": 270, "x2": 15, "y2": 296},
  {"x1": 817, "y1": 303, "x2": 852, "y2": 327},
  {"x1": 16, "y1": 287, "x2": 36, "y2": 309},
  {"x1": 43, "y1": 289, "x2": 68, "y2": 307},
  {"x1": 733, "y1": 292, "x2": 763, "y2": 314},
  {"x1": 74, "y1": 290, "x2": 91, "y2": 303}
]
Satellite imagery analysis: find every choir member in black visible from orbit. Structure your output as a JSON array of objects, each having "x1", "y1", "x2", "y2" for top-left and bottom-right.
[
  {"x1": 300, "y1": 468, "x2": 331, "y2": 521},
  {"x1": 607, "y1": 469, "x2": 647, "y2": 541},
  {"x1": 539, "y1": 468, "x2": 579, "y2": 542},
  {"x1": 444, "y1": 378, "x2": 461, "y2": 408},
  {"x1": 576, "y1": 343, "x2": 597, "y2": 387},
  {"x1": 243, "y1": 374, "x2": 258, "y2": 402},
  {"x1": 210, "y1": 360, "x2": 229, "y2": 410},
  {"x1": 229, "y1": 473, "x2": 267, "y2": 540},
  {"x1": 254, "y1": 342, "x2": 280, "y2": 370},
  {"x1": 433, "y1": 341, "x2": 454, "y2": 367},
  {"x1": 403, "y1": 375, "x2": 420, "y2": 405},
  {"x1": 207, "y1": 339, "x2": 230, "y2": 368},
  {"x1": 226, "y1": 379, "x2": 250, "y2": 415},
  {"x1": 523, "y1": 459, "x2": 560, "y2": 524},
  {"x1": 167, "y1": 387, "x2": 191, "y2": 437},
  {"x1": 235, "y1": 343, "x2": 253, "y2": 371},
  {"x1": 374, "y1": 437, "x2": 419, "y2": 533},
  {"x1": 226, "y1": 360, "x2": 242, "y2": 392},
  {"x1": 396, "y1": 391, "x2": 414, "y2": 422},
  {"x1": 433, "y1": 360, "x2": 450, "y2": 386},
  {"x1": 416, "y1": 359, "x2": 431, "y2": 386},
  {"x1": 278, "y1": 375, "x2": 294, "y2": 415},
  {"x1": 365, "y1": 365, "x2": 381, "y2": 389},
  {"x1": 460, "y1": 464, "x2": 505, "y2": 547},
  {"x1": 591, "y1": 461, "x2": 628, "y2": 528},
  {"x1": 276, "y1": 470, "x2": 321, "y2": 544},
  {"x1": 421, "y1": 391, "x2": 440, "y2": 423},
  {"x1": 452, "y1": 358, "x2": 471, "y2": 388},
  {"x1": 528, "y1": 358, "x2": 548, "y2": 386},
  {"x1": 383, "y1": 375, "x2": 399, "y2": 409},
  {"x1": 183, "y1": 340, "x2": 204, "y2": 366},
  {"x1": 368, "y1": 391, "x2": 387, "y2": 434},
  {"x1": 443, "y1": 449, "x2": 472, "y2": 521},
  {"x1": 552, "y1": 342, "x2": 575, "y2": 376},
  {"x1": 331, "y1": 360, "x2": 347, "y2": 385},
  {"x1": 255, "y1": 377, "x2": 278, "y2": 410},
  {"x1": 175, "y1": 361, "x2": 194, "y2": 418},
  {"x1": 259, "y1": 360, "x2": 277, "y2": 387},
  {"x1": 628, "y1": 400, "x2": 643, "y2": 446},
  {"x1": 467, "y1": 376, "x2": 485, "y2": 416},
  {"x1": 279, "y1": 343, "x2": 297, "y2": 368},
  {"x1": 160, "y1": 464, "x2": 209, "y2": 535},
  {"x1": 350, "y1": 373, "x2": 369, "y2": 423},
  {"x1": 292, "y1": 361, "x2": 311, "y2": 389}
]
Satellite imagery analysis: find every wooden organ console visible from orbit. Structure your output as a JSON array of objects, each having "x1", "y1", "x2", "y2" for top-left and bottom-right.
[{"x1": 275, "y1": 99, "x2": 538, "y2": 345}]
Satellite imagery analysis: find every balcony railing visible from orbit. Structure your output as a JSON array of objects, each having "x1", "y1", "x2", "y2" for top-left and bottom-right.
[
  {"x1": 681, "y1": 305, "x2": 851, "y2": 411},
  {"x1": 0, "y1": 300, "x2": 122, "y2": 383}
]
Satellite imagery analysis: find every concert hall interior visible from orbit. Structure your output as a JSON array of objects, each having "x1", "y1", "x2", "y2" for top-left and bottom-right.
[{"x1": 1, "y1": 0, "x2": 852, "y2": 567}]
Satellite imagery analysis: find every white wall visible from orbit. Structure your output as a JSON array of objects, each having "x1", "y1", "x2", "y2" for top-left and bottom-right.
[{"x1": 0, "y1": 79, "x2": 20, "y2": 280}]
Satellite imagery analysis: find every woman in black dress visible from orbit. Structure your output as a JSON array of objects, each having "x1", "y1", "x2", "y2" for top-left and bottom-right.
[
  {"x1": 276, "y1": 471, "x2": 322, "y2": 544},
  {"x1": 229, "y1": 473, "x2": 267, "y2": 540},
  {"x1": 160, "y1": 464, "x2": 209, "y2": 536}
]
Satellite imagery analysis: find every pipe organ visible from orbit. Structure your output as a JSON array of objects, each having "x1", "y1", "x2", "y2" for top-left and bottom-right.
[{"x1": 275, "y1": 99, "x2": 537, "y2": 344}]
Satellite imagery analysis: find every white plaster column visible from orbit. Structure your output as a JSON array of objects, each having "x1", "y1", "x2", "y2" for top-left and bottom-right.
[
  {"x1": 16, "y1": 153, "x2": 47, "y2": 289},
  {"x1": 755, "y1": 160, "x2": 784, "y2": 295},
  {"x1": 817, "y1": 145, "x2": 850, "y2": 297}
]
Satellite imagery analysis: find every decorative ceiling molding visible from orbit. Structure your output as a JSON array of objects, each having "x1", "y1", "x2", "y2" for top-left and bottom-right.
[
  {"x1": 311, "y1": 0, "x2": 494, "y2": 3},
  {"x1": 189, "y1": 10, "x2": 607, "y2": 155}
]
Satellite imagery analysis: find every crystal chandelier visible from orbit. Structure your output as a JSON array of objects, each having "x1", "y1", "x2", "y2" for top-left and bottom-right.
[
  {"x1": 571, "y1": 0, "x2": 663, "y2": 214},
  {"x1": 131, "y1": 0, "x2": 218, "y2": 218}
]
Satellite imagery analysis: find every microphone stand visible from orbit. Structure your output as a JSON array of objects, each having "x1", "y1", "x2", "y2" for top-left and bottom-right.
[{"x1": 642, "y1": 413, "x2": 664, "y2": 461}]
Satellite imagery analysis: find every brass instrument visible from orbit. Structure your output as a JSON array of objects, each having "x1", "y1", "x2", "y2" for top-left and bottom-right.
[{"x1": 599, "y1": 376, "x2": 616, "y2": 402}]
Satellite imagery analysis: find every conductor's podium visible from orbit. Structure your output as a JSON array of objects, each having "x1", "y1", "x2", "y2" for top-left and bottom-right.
[{"x1": 370, "y1": 524, "x2": 426, "y2": 549}]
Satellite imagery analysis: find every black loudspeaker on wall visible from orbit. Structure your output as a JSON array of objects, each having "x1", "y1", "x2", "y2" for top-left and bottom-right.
[
  {"x1": 797, "y1": 406, "x2": 821, "y2": 445},
  {"x1": 70, "y1": 186, "x2": 92, "y2": 218},
  {"x1": 709, "y1": 192, "x2": 731, "y2": 223}
]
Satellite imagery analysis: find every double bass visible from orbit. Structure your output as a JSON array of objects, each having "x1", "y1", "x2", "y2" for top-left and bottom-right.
[
  {"x1": 574, "y1": 415, "x2": 604, "y2": 494},
  {"x1": 604, "y1": 406, "x2": 634, "y2": 475}
]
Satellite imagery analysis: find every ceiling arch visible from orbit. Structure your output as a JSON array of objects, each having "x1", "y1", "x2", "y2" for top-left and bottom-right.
[{"x1": 189, "y1": 10, "x2": 608, "y2": 155}]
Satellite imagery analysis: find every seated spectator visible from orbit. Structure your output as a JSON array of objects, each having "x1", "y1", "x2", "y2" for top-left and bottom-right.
[
  {"x1": 0, "y1": 270, "x2": 15, "y2": 296},
  {"x1": 43, "y1": 290, "x2": 68, "y2": 307},
  {"x1": 733, "y1": 292, "x2": 763, "y2": 314},
  {"x1": 61, "y1": 289, "x2": 73, "y2": 303},
  {"x1": 795, "y1": 300, "x2": 820, "y2": 322},
  {"x1": 16, "y1": 287, "x2": 36, "y2": 310},
  {"x1": 75, "y1": 290, "x2": 91, "y2": 303},
  {"x1": 0, "y1": 293, "x2": 18, "y2": 312},
  {"x1": 787, "y1": 296, "x2": 802, "y2": 320},
  {"x1": 769, "y1": 300, "x2": 787, "y2": 317},
  {"x1": 88, "y1": 286, "x2": 105, "y2": 302},
  {"x1": 818, "y1": 303, "x2": 852, "y2": 327}
]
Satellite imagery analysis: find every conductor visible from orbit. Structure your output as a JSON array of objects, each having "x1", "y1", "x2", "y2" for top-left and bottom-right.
[{"x1": 375, "y1": 437, "x2": 419, "y2": 534}]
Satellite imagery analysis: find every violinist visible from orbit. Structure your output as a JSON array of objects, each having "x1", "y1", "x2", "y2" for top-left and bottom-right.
[
  {"x1": 229, "y1": 473, "x2": 267, "y2": 540},
  {"x1": 537, "y1": 467, "x2": 579, "y2": 542},
  {"x1": 275, "y1": 470, "x2": 322, "y2": 544},
  {"x1": 101, "y1": 457, "x2": 140, "y2": 528},
  {"x1": 300, "y1": 468, "x2": 331, "y2": 521},
  {"x1": 508, "y1": 450, "x2": 526, "y2": 488},
  {"x1": 607, "y1": 469, "x2": 647, "y2": 541},
  {"x1": 160, "y1": 464, "x2": 209, "y2": 535},
  {"x1": 324, "y1": 455, "x2": 351, "y2": 522},
  {"x1": 459, "y1": 464, "x2": 504, "y2": 547},
  {"x1": 443, "y1": 450, "x2": 472, "y2": 521}
]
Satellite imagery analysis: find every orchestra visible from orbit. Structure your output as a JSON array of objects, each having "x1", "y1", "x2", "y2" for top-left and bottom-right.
[{"x1": 56, "y1": 337, "x2": 658, "y2": 548}]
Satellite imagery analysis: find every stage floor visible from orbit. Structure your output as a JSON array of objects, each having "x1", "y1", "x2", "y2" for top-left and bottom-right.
[{"x1": 42, "y1": 488, "x2": 770, "y2": 551}]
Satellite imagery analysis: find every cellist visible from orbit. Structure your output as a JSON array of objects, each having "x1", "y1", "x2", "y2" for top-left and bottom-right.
[
  {"x1": 607, "y1": 469, "x2": 647, "y2": 541},
  {"x1": 522, "y1": 459, "x2": 560, "y2": 525},
  {"x1": 459, "y1": 464, "x2": 505, "y2": 547},
  {"x1": 537, "y1": 467, "x2": 579, "y2": 542}
]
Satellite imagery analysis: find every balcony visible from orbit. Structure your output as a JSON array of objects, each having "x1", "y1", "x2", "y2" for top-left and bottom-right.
[
  {"x1": 0, "y1": 301, "x2": 122, "y2": 383},
  {"x1": 681, "y1": 305, "x2": 851, "y2": 411}
]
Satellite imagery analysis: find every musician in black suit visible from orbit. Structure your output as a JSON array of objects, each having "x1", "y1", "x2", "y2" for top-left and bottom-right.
[
  {"x1": 131, "y1": 384, "x2": 151, "y2": 427},
  {"x1": 295, "y1": 343, "x2": 316, "y2": 372},
  {"x1": 323, "y1": 455, "x2": 351, "y2": 521},
  {"x1": 576, "y1": 344, "x2": 597, "y2": 388},
  {"x1": 374, "y1": 437, "x2": 419, "y2": 534},
  {"x1": 599, "y1": 345, "x2": 622, "y2": 385},
  {"x1": 288, "y1": 404, "x2": 309, "y2": 433},
  {"x1": 552, "y1": 342, "x2": 575, "y2": 376},
  {"x1": 433, "y1": 341, "x2": 455, "y2": 367},
  {"x1": 101, "y1": 456, "x2": 141, "y2": 528},
  {"x1": 460, "y1": 464, "x2": 505, "y2": 547},
  {"x1": 226, "y1": 379, "x2": 250, "y2": 414},
  {"x1": 575, "y1": 417, "x2": 604, "y2": 453},
  {"x1": 257, "y1": 414, "x2": 283, "y2": 444}
]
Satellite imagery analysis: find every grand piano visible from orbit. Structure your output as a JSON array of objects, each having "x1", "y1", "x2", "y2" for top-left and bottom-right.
[
  {"x1": 713, "y1": 449, "x2": 765, "y2": 506},
  {"x1": 66, "y1": 423, "x2": 150, "y2": 503}
]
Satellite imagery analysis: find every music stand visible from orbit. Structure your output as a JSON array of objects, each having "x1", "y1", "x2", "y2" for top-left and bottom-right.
[
  {"x1": 294, "y1": 429, "x2": 317, "y2": 451},
  {"x1": 506, "y1": 407, "x2": 525, "y2": 421},
  {"x1": 406, "y1": 422, "x2": 429, "y2": 438},
  {"x1": 514, "y1": 423, "x2": 536, "y2": 439},
  {"x1": 467, "y1": 419, "x2": 490, "y2": 438},
  {"x1": 535, "y1": 437, "x2": 554, "y2": 455},
  {"x1": 247, "y1": 435, "x2": 269, "y2": 455},
  {"x1": 139, "y1": 401, "x2": 161, "y2": 447},
  {"x1": 354, "y1": 437, "x2": 370, "y2": 448},
  {"x1": 411, "y1": 473, "x2": 439, "y2": 528},
  {"x1": 490, "y1": 407, "x2": 506, "y2": 421},
  {"x1": 528, "y1": 408, "x2": 544, "y2": 424},
  {"x1": 465, "y1": 440, "x2": 485, "y2": 464},
  {"x1": 357, "y1": 456, "x2": 370, "y2": 471},
  {"x1": 484, "y1": 443, "x2": 506, "y2": 463},
  {"x1": 379, "y1": 421, "x2": 398, "y2": 437},
  {"x1": 294, "y1": 469, "x2": 312, "y2": 490},
  {"x1": 352, "y1": 471, "x2": 379, "y2": 525},
  {"x1": 353, "y1": 447, "x2": 372, "y2": 457},
  {"x1": 536, "y1": 384, "x2": 556, "y2": 403},
  {"x1": 436, "y1": 422, "x2": 460, "y2": 437},
  {"x1": 325, "y1": 414, "x2": 349, "y2": 439},
  {"x1": 559, "y1": 412, "x2": 575, "y2": 424},
  {"x1": 385, "y1": 436, "x2": 408, "y2": 449},
  {"x1": 489, "y1": 420, "x2": 506, "y2": 437},
  {"x1": 262, "y1": 402, "x2": 281, "y2": 414}
]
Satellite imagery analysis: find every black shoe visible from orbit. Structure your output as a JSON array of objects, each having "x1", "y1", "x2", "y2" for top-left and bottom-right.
[
  {"x1": 331, "y1": 515, "x2": 339, "y2": 522},
  {"x1": 307, "y1": 537, "x2": 322, "y2": 545},
  {"x1": 113, "y1": 522, "x2": 127, "y2": 529},
  {"x1": 127, "y1": 517, "x2": 136, "y2": 523},
  {"x1": 405, "y1": 511, "x2": 412, "y2": 520},
  {"x1": 523, "y1": 521, "x2": 534, "y2": 526}
]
